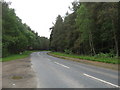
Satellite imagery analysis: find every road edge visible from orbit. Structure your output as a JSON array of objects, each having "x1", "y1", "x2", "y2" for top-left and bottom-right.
[{"x1": 48, "y1": 52, "x2": 119, "y2": 71}]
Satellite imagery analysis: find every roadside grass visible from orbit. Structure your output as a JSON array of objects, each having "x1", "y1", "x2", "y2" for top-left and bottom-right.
[
  {"x1": 50, "y1": 52, "x2": 119, "y2": 64},
  {"x1": 2, "y1": 51, "x2": 38, "y2": 62}
]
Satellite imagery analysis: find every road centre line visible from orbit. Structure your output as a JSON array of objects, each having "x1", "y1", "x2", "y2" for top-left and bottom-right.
[
  {"x1": 83, "y1": 73, "x2": 119, "y2": 88},
  {"x1": 54, "y1": 62, "x2": 70, "y2": 69}
]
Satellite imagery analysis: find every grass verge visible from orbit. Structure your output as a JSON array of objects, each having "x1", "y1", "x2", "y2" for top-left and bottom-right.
[
  {"x1": 2, "y1": 51, "x2": 36, "y2": 62},
  {"x1": 50, "y1": 52, "x2": 119, "y2": 64}
]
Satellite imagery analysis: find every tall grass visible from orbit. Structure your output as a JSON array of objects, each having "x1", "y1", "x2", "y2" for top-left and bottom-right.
[{"x1": 51, "y1": 52, "x2": 119, "y2": 64}]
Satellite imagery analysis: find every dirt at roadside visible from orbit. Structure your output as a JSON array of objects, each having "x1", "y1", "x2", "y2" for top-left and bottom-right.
[{"x1": 2, "y1": 57, "x2": 37, "y2": 88}]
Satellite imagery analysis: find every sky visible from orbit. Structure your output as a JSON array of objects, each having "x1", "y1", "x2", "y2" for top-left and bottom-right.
[{"x1": 5, "y1": 0, "x2": 74, "y2": 38}]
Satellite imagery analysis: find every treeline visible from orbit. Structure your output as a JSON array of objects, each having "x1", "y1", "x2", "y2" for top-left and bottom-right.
[
  {"x1": 50, "y1": 2, "x2": 120, "y2": 57},
  {"x1": 2, "y1": 1, "x2": 49, "y2": 57}
]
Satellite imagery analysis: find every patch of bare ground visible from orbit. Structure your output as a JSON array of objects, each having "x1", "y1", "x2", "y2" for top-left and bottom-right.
[
  {"x1": 2, "y1": 57, "x2": 37, "y2": 88},
  {"x1": 48, "y1": 53, "x2": 119, "y2": 71}
]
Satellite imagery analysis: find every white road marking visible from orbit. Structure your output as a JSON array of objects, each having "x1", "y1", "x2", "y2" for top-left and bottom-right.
[
  {"x1": 54, "y1": 62, "x2": 70, "y2": 69},
  {"x1": 47, "y1": 59, "x2": 51, "y2": 61},
  {"x1": 83, "y1": 73, "x2": 120, "y2": 88},
  {"x1": 12, "y1": 84, "x2": 15, "y2": 86}
]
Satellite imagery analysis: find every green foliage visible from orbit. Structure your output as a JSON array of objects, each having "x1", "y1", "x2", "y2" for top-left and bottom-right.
[
  {"x1": 50, "y1": 2, "x2": 119, "y2": 57},
  {"x1": 2, "y1": 1, "x2": 49, "y2": 57},
  {"x1": 2, "y1": 51, "x2": 33, "y2": 62},
  {"x1": 51, "y1": 52, "x2": 119, "y2": 64},
  {"x1": 64, "y1": 49, "x2": 73, "y2": 54},
  {"x1": 94, "y1": 53, "x2": 112, "y2": 58}
]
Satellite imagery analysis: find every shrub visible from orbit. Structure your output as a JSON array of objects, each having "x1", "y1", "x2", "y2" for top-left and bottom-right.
[
  {"x1": 64, "y1": 49, "x2": 73, "y2": 54},
  {"x1": 94, "y1": 52, "x2": 115, "y2": 58}
]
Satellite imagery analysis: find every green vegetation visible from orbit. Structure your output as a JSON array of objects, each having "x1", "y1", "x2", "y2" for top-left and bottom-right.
[
  {"x1": 1, "y1": 1, "x2": 120, "y2": 65},
  {"x1": 2, "y1": 51, "x2": 34, "y2": 62},
  {"x1": 50, "y1": 2, "x2": 120, "y2": 58},
  {"x1": 2, "y1": 1, "x2": 49, "y2": 57},
  {"x1": 50, "y1": 52, "x2": 119, "y2": 64}
]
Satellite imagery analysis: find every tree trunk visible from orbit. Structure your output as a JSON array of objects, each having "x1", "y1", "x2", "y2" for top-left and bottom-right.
[
  {"x1": 112, "y1": 20, "x2": 119, "y2": 57},
  {"x1": 91, "y1": 32, "x2": 96, "y2": 55},
  {"x1": 89, "y1": 35, "x2": 92, "y2": 55},
  {"x1": 89, "y1": 31, "x2": 96, "y2": 55},
  {"x1": 113, "y1": 29, "x2": 119, "y2": 57}
]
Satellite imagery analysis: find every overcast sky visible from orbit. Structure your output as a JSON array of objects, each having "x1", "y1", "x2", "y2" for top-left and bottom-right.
[{"x1": 5, "y1": 0, "x2": 74, "y2": 38}]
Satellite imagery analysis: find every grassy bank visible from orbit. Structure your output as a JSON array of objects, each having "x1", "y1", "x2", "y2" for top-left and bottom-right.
[
  {"x1": 50, "y1": 52, "x2": 119, "y2": 64},
  {"x1": 2, "y1": 51, "x2": 36, "y2": 62}
]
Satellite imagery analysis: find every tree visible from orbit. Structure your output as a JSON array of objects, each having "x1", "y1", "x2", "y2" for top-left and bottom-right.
[
  {"x1": 50, "y1": 2, "x2": 119, "y2": 57},
  {"x1": 2, "y1": 1, "x2": 49, "y2": 57},
  {"x1": 76, "y1": 4, "x2": 96, "y2": 55}
]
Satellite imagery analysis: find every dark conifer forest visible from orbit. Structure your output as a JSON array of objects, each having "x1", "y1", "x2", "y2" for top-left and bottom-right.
[
  {"x1": 50, "y1": 2, "x2": 120, "y2": 58},
  {"x1": 1, "y1": 1, "x2": 120, "y2": 58}
]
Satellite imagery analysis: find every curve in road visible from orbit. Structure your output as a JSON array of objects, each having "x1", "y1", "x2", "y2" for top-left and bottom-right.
[{"x1": 31, "y1": 51, "x2": 119, "y2": 88}]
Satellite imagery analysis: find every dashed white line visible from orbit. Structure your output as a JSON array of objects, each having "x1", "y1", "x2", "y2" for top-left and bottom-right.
[
  {"x1": 83, "y1": 73, "x2": 120, "y2": 88},
  {"x1": 47, "y1": 59, "x2": 51, "y2": 61},
  {"x1": 12, "y1": 84, "x2": 15, "y2": 86},
  {"x1": 54, "y1": 62, "x2": 70, "y2": 69}
]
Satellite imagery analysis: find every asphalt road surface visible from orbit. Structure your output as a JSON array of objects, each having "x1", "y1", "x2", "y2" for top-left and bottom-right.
[{"x1": 31, "y1": 51, "x2": 119, "y2": 88}]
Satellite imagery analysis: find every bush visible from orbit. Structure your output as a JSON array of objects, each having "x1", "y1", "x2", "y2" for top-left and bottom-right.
[
  {"x1": 2, "y1": 48, "x2": 10, "y2": 57},
  {"x1": 64, "y1": 49, "x2": 73, "y2": 54},
  {"x1": 94, "y1": 52, "x2": 115, "y2": 58}
]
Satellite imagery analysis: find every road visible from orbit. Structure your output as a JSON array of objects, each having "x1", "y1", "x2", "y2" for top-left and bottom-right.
[{"x1": 31, "y1": 51, "x2": 119, "y2": 88}]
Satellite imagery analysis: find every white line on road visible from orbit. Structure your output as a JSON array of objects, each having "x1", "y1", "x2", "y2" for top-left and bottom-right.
[
  {"x1": 12, "y1": 84, "x2": 15, "y2": 86},
  {"x1": 54, "y1": 62, "x2": 70, "y2": 69},
  {"x1": 83, "y1": 73, "x2": 120, "y2": 88},
  {"x1": 47, "y1": 59, "x2": 51, "y2": 61}
]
